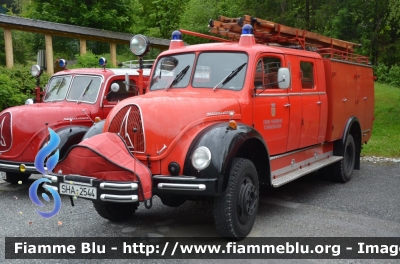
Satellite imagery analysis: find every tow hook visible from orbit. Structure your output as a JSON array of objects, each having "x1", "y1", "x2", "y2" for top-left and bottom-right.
[
  {"x1": 145, "y1": 197, "x2": 152, "y2": 209},
  {"x1": 69, "y1": 196, "x2": 75, "y2": 206}
]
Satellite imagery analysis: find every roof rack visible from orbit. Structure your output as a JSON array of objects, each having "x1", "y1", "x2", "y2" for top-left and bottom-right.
[{"x1": 203, "y1": 15, "x2": 369, "y2": 64}]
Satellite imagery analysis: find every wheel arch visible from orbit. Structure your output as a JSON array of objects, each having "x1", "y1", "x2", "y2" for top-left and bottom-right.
[
  {"x1": 53, "y1": 126, "x2": 89, "y2": 161},
  {"x1": 334, "y1": 116, "x2": 362, "y2": 170},
  {"x1": 183, "y1": 122, "x2": 270, "y2": 194},
  {"x1": 82, "y1": 119, "x2": 106, "y2": 140}
]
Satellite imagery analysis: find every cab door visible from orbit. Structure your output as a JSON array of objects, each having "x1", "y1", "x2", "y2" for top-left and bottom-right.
[
  {"x1": 252, "y1": 54, "x2": 290, "y2": 155},
  {"x1": 102, "y1": 78, "x2": 138, "y2": 117}
]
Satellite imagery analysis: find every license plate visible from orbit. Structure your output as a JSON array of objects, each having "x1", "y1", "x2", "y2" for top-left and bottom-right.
[
  {"x1": 0, "y1": 171, "x2": 5, "y2": 180},
  {"x1": 59, "y1": 183, "x2": 97, "y2": 199}
]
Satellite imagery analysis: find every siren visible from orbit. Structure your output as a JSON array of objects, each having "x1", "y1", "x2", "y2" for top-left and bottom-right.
[
  {"x1": 239, "y1": 24, "x2": 256, "y2": 46},
  {"x1": 169, "y1": 30, "x2": 185, "y2": 49},
  {"x1": 59, "y1": 59, "x2": 67, "y2": 69}
]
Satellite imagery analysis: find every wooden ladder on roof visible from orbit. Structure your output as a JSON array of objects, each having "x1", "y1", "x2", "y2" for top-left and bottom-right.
[{"x1": 197, "y1": 15, "x2": 368, "y2": 64}]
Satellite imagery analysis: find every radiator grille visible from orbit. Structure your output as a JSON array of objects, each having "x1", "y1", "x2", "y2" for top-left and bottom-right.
[{"x1": 108, "y1": 105, "x2": 145, "y2": 153}]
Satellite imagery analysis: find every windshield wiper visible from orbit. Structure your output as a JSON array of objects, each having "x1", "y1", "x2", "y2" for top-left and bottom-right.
[
  {"x1": 77, "y1": 79, "x2": 93, "y2": 104},
  {"x1": 166, "y1": 65, "x2": 190, "y2": 90},
  {"x1": 51, "y1": 77, "x2": 65, "y2": 102},
  {"x1": 213, "y1": 63, "x2": 247, "y2": 91}
]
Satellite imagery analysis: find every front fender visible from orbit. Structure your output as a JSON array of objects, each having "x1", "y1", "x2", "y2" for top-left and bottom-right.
[
  {"x1": 82, "y1": 120, "x2": 105, "y2": 141},
  {"x1": 54, "y1": 126, "x2": 89, "y2": 161},
  {"x1": 183, "y1": 122, "x2": 268, "y2": 194}
]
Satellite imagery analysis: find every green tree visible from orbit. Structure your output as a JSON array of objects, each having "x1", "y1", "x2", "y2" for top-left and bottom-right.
[
  {"x1": 130, "y1": 0, "x2": 189, "y2": 39},
  {"x1": 20, "y1": 0, "x2": 140, "y2": 32}
]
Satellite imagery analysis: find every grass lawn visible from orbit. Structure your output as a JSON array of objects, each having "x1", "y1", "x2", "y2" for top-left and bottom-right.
[{"x1": 361, "y1": 83, "x2": 400, "y2": 157}]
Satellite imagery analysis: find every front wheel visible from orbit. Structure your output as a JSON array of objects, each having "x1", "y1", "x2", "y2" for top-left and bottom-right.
[
  {"x1": 332, "y1": 134, "x2": 356, "y2": 183},
  {"x1": 213, "y1": 158, "x2": 259, "y2": 240},
  {"x1": 4, "y1": 172, "x2": 31, "y2": 184},
  {"x1": 92, "y1": 201, "x2": 138, "y2": 221}
]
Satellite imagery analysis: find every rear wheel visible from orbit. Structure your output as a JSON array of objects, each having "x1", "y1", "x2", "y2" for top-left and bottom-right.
[
  {"x1": 213, "y1": 158, "x2": 259, "y2": 240},
  {"x1": 92, "y1": 201, "x2": 138, "y2": 221},
  {"x1": 4, "y1": 172, "x2": 31, "y2": 184},
  {"x1": 333, "y1": 134, "x2": 355, "y2": 183}
]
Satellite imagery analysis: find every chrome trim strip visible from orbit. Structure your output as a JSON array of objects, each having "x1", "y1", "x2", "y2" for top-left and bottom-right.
[
  {"x1": 99, "y1": 182, "x2": 138, "y2": 190},
  {"x1": 256, "y1": 92, "x2": 326, "y2": 97},
  {"x1": 100, "y1": 194, "x2": 138, "y2": 203},
  {"x1": 157, "y1": 183, "x2": 206, "y2": 191},
  {"x1": 62, "y1": 178, "x2": 94, "y2": 186},
  {"x1": 362, "y1": 129, "x2": 371, "y2": 133},
  {"x1": 153, "y1": 176, "x2": 197, "y2": 180},
  {"x1": 133, "y1": 103, "x2": 146, "y2": 154},
  {"x1": 0, "y1": 163, "x2": 37, "y2": 171},
  {"x1": 43, "y1": 174, "x2": 58, "y2": 183},
  {"x1": 43, "y1": 183, "x2": 58, "y2": 192}
]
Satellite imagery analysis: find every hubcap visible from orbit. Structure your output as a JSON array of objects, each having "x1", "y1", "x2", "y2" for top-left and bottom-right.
[{"x1": 237, "y1": 177, "x2": 258, "y2": 224}]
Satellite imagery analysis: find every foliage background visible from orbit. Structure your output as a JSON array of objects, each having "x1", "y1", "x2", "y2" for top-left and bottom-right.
[
  {"x1": 0, "y1": 0, "x2": 398, "y2": 69},
  {"x1": 0, "y1": 0, "x2": 398, "y2": 107},
  {"x1": 0, "y1": 0, "x2": 398, "y2": 156}
]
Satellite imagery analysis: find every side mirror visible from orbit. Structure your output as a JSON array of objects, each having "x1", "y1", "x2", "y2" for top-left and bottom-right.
[
  {"x1": 110, "y1": 83, "x2": 120, "y2": 93},
  {"x1": 125, "y1": 73, "x2": 130, "y2": 92},
  {"x1": 25, "y1": 98, "x2": 34, "y2": 105},
  {"x1": 278, "y1": 68, "x2": 291, "y2": 89}
]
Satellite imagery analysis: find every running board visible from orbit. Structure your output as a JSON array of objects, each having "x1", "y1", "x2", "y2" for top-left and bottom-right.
[{"x1": 272, "y1": 156, "x2": 343, "y2": 187}]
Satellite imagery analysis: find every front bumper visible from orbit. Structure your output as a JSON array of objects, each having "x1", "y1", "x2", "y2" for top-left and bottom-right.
[
  {"x1": 43, "y1": 173, "x2": 219, "y2": 203},
  {"x1": 0, "y1": 160, "x2": 37, "y2": 174}
]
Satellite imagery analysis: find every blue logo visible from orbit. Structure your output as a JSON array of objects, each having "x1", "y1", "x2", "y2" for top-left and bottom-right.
[{"x1": 29, "y1": 128, "x2": 62, "y2": 218}]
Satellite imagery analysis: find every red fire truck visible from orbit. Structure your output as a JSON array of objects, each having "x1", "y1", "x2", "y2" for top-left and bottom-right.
[
  {"x1": 0, "y1": 58, "x2": 150, "y2": 184},
  {"x1": 44, "y1": 16, "x2": 374, "y2": 240}
]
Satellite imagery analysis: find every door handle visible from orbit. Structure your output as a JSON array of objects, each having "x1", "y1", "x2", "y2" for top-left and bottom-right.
[
  {"x1": 363, "y1": 97, "x2": 367, "y2": 100},
  {"x1": 342, "y1": 98, "x2": 347, "y2": 102},
  {"x1": 284, "y1": 104, "x2": 291, "y2": 107},
  {"x1": 317, "y1": 101, "x2": 322, "y2": 105}
]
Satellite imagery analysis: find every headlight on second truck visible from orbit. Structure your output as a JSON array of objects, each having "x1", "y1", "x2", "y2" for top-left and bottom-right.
[{"x1": 191, "y1": 146, "x2": 212, "y2": 171}]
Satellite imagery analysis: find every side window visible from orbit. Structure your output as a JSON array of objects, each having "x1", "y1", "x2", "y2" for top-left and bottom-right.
[
  {"x1": 106, "y1": 80, "x2": 137, "y2": 102},
  {"x1": 300, "y1": 61, "x2": 314, "y2": 89},
  {"x1": 254, "y1": 57, "x2": 281, "y2": 89}
]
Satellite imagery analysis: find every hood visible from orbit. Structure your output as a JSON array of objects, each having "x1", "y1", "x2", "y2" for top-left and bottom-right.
[
  {"x1": 0, "y1": 102, "x2": 93, "y2": 157},
  {"x1": 105, "y1": 91, "x2": 241, "y2": 156}
]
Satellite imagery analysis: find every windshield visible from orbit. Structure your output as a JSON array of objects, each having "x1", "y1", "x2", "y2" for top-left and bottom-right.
[
  {"x1": 66, "y1": 76, "x2": 102, "y2": 103},
  {"x1": 150, "y1": 53, "x2": 195, "y2": 90},
  {"x1": 193, "y1": 52, "x2": 248, "y2": 90},
  {"x1": 44, "y1": 76, "x2": 72, "y2": 102}
]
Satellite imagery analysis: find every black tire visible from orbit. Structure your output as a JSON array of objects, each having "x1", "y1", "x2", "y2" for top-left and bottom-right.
[
  {"x1": 4, "y1": 172, "x2": 31, "y2": 184},
  {"x1": 213, "y1": 158, "x2": 259, "y2": 240},
  {"x1": 92, "y1": 201, "x2": 138, "y2": 221},
  {"x1": 158, "y1": 194, "x2": 186, "y2": 207},
  {"x1": 332, "y1": 134, "x2": 356, "y2": 183}
]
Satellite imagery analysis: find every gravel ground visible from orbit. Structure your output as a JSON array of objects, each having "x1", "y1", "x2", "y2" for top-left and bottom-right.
[{"x1": 361, "y1": 156, "x2": 400, "y2": 163}]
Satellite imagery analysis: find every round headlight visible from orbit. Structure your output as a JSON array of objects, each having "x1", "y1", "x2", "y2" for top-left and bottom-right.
[
  {"x1": 191, "y1": 146, "x2": 211, "y2": 171},
  {"x1": 25, "y1": 98, "x2": 34, "y2": 105},
  {"x1": 30, "y1": 65, "x2": 42, "y2": 77},
  {"x1": 130, "y1": 35, "x2": 150, "y2": 56}
]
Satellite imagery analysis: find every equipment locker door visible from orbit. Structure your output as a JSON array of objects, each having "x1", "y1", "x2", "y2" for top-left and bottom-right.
[{"x1": 299, "y1": 58, "x2": 321, "y2": 148}]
